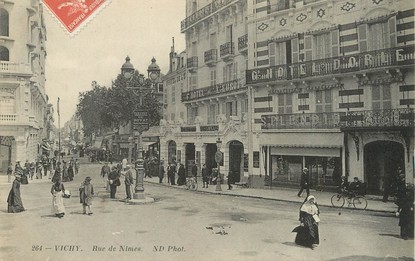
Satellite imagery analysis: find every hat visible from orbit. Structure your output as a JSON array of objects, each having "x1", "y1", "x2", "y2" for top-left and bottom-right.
[{"x1": 85, "y1": 177, "x2": 92, "y2": 181}]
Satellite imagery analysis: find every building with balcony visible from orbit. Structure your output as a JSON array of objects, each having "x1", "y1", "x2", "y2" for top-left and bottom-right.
[
  {"x1": 0, "y1": 0, "x2": 48, "y2": 172},
  {"x1": 160, "y1": 0, "x2": 253, "y2": 184},
  {"x1": 246, "y1": 0, "x2": 414, "y2": 194}
]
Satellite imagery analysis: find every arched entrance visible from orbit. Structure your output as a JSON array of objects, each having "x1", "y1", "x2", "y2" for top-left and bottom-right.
[
  {"x1": 167, "y1": 141, "x2": 177, "y2": 164},
  {"x1": 364, "y1": 141, "x2": 404, "y2": 195},
  {"x1": 228, "y1": 140, "x2": 244, "y2": 183}
]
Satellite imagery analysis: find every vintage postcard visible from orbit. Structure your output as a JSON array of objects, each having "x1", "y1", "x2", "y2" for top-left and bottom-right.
[{"x1": 0, "y1": 0, "x2": 414, "y2": 260}]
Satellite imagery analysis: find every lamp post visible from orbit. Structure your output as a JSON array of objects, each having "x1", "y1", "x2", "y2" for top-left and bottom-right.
[
  {"x1": 121, "y1": 56, "x2": 149, "y2": 200},
  {"x1": 215, "y1": 138, "x2": 223, "y2": 191}
]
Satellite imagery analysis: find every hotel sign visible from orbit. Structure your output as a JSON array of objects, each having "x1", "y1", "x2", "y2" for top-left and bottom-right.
[{"x1": 247, "y1": 45, "x2": 415, "y2": 84}]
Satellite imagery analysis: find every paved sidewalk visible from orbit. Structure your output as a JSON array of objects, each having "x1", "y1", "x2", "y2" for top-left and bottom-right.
[{"x1": 144, "y1": 177, "x2": 398, "y2": 213}]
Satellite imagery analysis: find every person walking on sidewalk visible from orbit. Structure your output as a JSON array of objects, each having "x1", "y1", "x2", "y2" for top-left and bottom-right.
[
  {"x1": 158, "y1": 162, "x2": 165, "y2": 184},
  {"x1": 80, "y1": 177, "x2": 94, "y2": 215},
  {"x1": 202, "y1": 164, "x2": 209, "y2": 188},
  {"x1": 101, "y1": 162, "x2": 110, "y2": 189},
  {"x1": 124, "y1": 165, "x2": 134, "y2": 200},
  {"x1": 51, "y1": 178, "x2": 65, "y2": 218},
  {"x1": 7, "y1": 174, "x2": 25, "y2": 213},
  {"x1": 297, "y1": 168, "x2": 310, "y2": 197}
]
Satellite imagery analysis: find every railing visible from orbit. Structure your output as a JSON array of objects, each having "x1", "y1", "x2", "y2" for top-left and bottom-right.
[
  {"x1": 181, "y1": 0, "x2": 236, "y2": 32},
  {"x1": 204, "y1": 49, "x2": 217, "y2": 64},
  {"x1": 182, "y1": 78, "x2": 246, "y2": 102},
  {"x1": 220, "y1": 42, "x2": 234, "y2": 57},
  {"x1": 339, "y1": 108, "x2": 414, "y2": 129},
  {"x1": 246, "y1": 45, "x2": 415, "y2": 84},
  {"x1": 0, "y1": 61, "x2": 31, "y2": 74},
  {"x1": 187, "y1": 56, "x2": 198, "y2": 69},
  {"x1": 261, "y1": 112, "x2": 346, "y2": 129},
  {"x1": 238, "y1": 34, "x2": 248, "y2": 51},
  {"x1": 0, "y1": 114, "x2": 17, "y2": 122}
]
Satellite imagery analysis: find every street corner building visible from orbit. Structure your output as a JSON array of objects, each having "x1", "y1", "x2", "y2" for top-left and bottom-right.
[
  {"x1": 0, "y1": 1, "x2": 53, "y2": 173},
  {"x1": 159, "y1": 0, "x2": 414, "y2": 195}
]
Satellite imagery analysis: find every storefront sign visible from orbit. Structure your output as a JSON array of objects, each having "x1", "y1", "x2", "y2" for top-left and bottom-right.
[{"x1": 261, "y1": 112, "x2": 344, "y2": 129}]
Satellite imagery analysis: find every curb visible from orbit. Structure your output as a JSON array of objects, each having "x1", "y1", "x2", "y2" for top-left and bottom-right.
[{"x1": 144, "y1": 181, "x2": 396, "y2": 214}]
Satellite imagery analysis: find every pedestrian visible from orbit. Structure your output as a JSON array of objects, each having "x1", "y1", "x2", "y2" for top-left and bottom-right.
[
  {"x1": 68, "y1": 159, "x2": 74, "y2": 181},
  {"x1": 29, "y1": 162, "x2": 35, "y2": 180},
  {"x1": 62, "y1": 161, "x2": 69, "y2": 182},
  {"x1": 7, "y1": 174, "x2": 25, "y2": 213},
  {"x1": 51, "y1": 178, "x2": 65, "y2": 218},
  {"x1": 202, "y1": 164, "x2": 209, "y2": 188},
  {"x1": 396, "y1": 183, "x2": 414, "y2": 240},
  {"x1": 177, "y1": 163, "x2": 186, "y2": 186},
  {"x1": 158, "y1": 162, "x2": 165, "y2": 183},
  {"x1": 80, "y1": 177, "x2": 94, "y2": 215},
  {"x1": 293, "y1": 195, "x2": 320, "y2": 249},
  {"x1": 7, "y1": 162, "x2": 13, "y2": 183},
  {"x1": 74, "y1": 159, "x2": 80, "y2": 175},
  {"x1": 101, "y1": 162, "x2": 110, "y2": 189},
  {"x1": 124, "y1": 165, "x2": 134, "y2": 200},
  {"x1": 108, "y1": 166, "x2": 120, "y2": 199},
  {"x1": 192, "y1": 163, "x2": 198, "y2": 178},
  {"x1": 227, "y1": 171, "x2": 233, "y2": 190},
  {"x1": 297, "y1": 168, "x2": 310, "y2": 197},
  {"x1": 52, "y1": 162, "x2": 61, "y2": 183},
  {"x1": 122, "y1": 158, "x2": 128, "y2": 171},
  {"x1": 43, "y1": 157, "x2": 49, "y2": 177},
  {"x1": 36, "y1": 160, "x2": 42, "y2": 179},
  {"x1": 384, "y1": 166, "x2": 402, "y2": 202}
]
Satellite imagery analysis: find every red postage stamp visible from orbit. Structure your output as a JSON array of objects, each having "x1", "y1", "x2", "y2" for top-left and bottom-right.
[{"x1": 43, "y1": 0, "x2": 111, "y2": 35}]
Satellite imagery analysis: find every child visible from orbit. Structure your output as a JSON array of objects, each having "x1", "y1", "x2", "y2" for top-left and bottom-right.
[{"x1": 80, "y1": 177, "x2": 94, "y2": 215}]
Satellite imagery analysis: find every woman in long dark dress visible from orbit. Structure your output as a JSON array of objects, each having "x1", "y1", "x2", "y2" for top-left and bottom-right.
[
  {"x1": 397, "y1": 183, "x2": 414, "y2": 240},
  {"x1": 294, "y1": 195, "x2": 320, "y2": 249},
  {"x1": 7, "y1": 174, "x2": 25, "y2": 213},
  {"x1": 177, "y1": 164, "x2": 186, "y2": 186}
]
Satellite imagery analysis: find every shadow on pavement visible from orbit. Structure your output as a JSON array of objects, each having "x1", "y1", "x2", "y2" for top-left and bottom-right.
[{"x1": 378, "y1": 233, "x2": 401, "y2": 239}]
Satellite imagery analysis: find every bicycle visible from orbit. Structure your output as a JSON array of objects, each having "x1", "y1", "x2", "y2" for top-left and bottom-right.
[
  {"x1": 331, "y1": 191, "x2": 368, "y2": 210},
  {"x1": 185, "y1": 176, "x2": 198, "y2": 191}
]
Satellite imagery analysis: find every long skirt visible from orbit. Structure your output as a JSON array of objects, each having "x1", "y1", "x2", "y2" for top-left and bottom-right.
[
  {"x1": 7, "y1": 190, "x2": 25, "y2": 213},
  {"x1": 52, "y1": 191, "x2": 65, "y2": 215},
  {"x1": 295, "y1": 224, "x2": 319, "y2": 247}
]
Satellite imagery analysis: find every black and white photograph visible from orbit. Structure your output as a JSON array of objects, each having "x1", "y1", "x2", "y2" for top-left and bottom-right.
[{"x1": 0, "y1": 0, "x2": 414, "y2": 260}]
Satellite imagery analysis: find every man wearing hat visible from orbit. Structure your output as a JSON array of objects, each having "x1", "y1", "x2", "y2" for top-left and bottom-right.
[
  {"x1": 297, "y1": 167, "x2": 310, "y2": 197},
  {"x1": 80, "y1": 176, "x2": 94, "y2": 215},
  {"x1": 124, "y1": 165, "x2": 134, "y2": 200}
]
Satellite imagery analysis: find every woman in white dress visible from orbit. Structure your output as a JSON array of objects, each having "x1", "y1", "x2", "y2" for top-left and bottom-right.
[{"x1": 51, "y1": 178, "x2": 66, "y2": 218}]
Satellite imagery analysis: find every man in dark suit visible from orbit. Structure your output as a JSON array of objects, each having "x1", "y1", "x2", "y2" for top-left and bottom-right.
[{"x1": 297, "y1": 168, "x2": 310, "y2": 197}]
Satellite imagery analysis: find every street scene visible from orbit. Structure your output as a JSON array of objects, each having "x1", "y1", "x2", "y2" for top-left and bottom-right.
[
  {"x1": 0, "y1": 159, "x2": 413, "y2": 260},
  {"x1": 0, "y1": 0, "x2": 414, "y2": 260}
]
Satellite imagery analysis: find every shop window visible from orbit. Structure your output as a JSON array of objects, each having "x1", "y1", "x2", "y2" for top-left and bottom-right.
[
  {"x1": 0, "y1": 9, "x2": 9, "y2": 37},
  {"x1": 271, "y1": 156, "x2": 302, "y2": 182},
  {"x1": 305, "y1": 157, "x2": 342, "y2": 187},
  {"x1": 0, "y1": 46, "x2": 9, "y2": 61}
]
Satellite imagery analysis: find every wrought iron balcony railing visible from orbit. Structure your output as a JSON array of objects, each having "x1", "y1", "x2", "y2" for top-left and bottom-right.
[
  {"x1": 220, "y1": 42, "x2": 234, "y2": 58},
  {"x1": 339, "y1": 108, "x2": 414, "y2": 129},
  {"x1": 182, "y1": 78, "x2": 246, "y2": 102},
  {"x1": 180, "y1": 0, "x2": 237, "y2": 32},
  {"x1": 261, "y1": 112, "x2": 346, "y2": 129},
  {"x1": 187, "y1": 56, "x2": 198, "y2": 70},
  {"x1": 238, "y1": 34, "x2": 248, "y2": 51},
  {"x1": 246, "y1": 45, "x2": 415, "y2": 85},
  {"x1": 204, "y1": 49, "x2": 218, "y2": 64}
]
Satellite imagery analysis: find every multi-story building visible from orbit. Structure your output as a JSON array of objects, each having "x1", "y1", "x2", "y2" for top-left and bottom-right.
[
  {"x1": 246, "y1": 0, "x2": 414, "y2": 194},
  {"x1": 0, "y1": 0, "x2": 48, "y2": 172},
  {"x1": 160, "y1": 0, "x2": 255, "y2": 184}
]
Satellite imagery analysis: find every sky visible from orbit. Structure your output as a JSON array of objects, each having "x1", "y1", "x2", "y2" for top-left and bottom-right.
[{"x1": 43, "y1": 0, "x2": 186, "y2": 125}]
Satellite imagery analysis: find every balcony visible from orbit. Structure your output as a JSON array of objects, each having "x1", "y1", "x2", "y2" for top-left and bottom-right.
[
  {"x1": 180, "y1": 0, "x2": 237, "y2": 32},
  {"x1": 339, "y1": 108, "x2": 414, "y2": 130},
  {"x1": 246, "y1": 45, "x2": 415, "y2": 85},
  {"x1": 261, "y1": 112, "x2": 346, "y2": 130},
  {"x1": 0, "y1": 61, "x2": 32, "y2": 75},
  {"x1": 182, "y1": 78, "x2": 246, "y2": 102},
  {"x1": 238, "y1": 34, "x2": 248, "y2": 53},
  {"x1": 204, "y1": 49, "x2": 218, "y2": 66},
  {"x1": 220, "y1": 42, "x2": 234, "y2": 61},
  {"x1": 187, "y1": 56, "x2": 198, "y2": 72}
]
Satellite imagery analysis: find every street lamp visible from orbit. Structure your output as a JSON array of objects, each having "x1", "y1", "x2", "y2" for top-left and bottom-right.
[{"x1": 121, "y1": 56, "x2": 148, "y2": 200}]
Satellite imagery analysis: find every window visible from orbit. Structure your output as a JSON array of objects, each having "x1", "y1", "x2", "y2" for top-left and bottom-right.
[
  {"x1": 189, "y1": 75, "x2": 197, "y2": 90},
  {"x1": 188, "y1": 107, "x2": 198, "y2": 124},
  {"x1": 210, "y1": 69, "x2": 216, "y2": 86},
  {"x1": 0, "y1": 9, "x2": 9, "y2": 37},
  {"x1": 226, "y1": 101, "x2": 237, "y2": 119},
  {"x1": 207, "y1": 104, "x2": 218, "y2": 124},
  {"x1": 210, "y1": 33, "x2": 217, "y2": 49},
  {"x1": 372, "y1": 85, "x2": 391, "y2": 110},
  {"x1": 226, "y1": 25, "x2": 233, "y2": 42},
  {"x1": 163, "y1": 88, "x2": 167, "y2": 104},
  {"x1": 268, "y1": 0, "x2": 290, "y2": 13},
  {"x1": 171, "y1": 86, "x2": 176, "y2": 104},
  {"x1": 314, "y1": 33, "x2": 331, "y2": 59},
  {"x1": 269, "y1": 41, "x2": 287, "y2": 66},
  {"x1": 316, "y1": 90, "x2": 332, "y2": 112},
  {"x1": 223, "y1": 63, "x2": 237, "y2": 82},
  {"x1": 278, "y1": 94, "x2": 292, "y2": 114},
  {"x1": 191, "y1": 41, "x2": 197, "y2": 56},
  {"x1": 0, "y1": 46, "x2": 9, "y2": 61},
  {"x1": 359, "y1": 17, "x2": 397, "y2": 52}
]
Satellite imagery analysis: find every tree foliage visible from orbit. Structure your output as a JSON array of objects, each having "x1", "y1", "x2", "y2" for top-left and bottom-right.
[{"x1": 76, "y1": 71, "x2": 162, "y2": 137}]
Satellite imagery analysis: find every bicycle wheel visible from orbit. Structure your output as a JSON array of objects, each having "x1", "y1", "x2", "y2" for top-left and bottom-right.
[
  {"x1": 331, "y1": 194, "x2": 345, "y2": 208},
  {"x1": 353, "y1": 196, "x2": 367, "y2": 210},
  {"x1": 191, "y1": 181, "x2": 198, "y2": 190}
]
